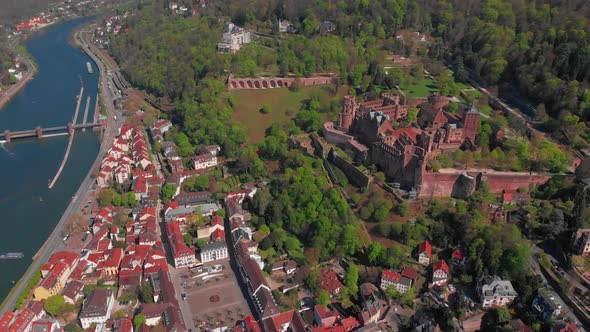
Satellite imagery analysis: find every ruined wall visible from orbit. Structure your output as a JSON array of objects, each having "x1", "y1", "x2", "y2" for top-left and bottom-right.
[
  {"x1": 481, "y1": 173, "x2": 551, "y2": 192},
  {"x1": 228, "y1": 76, "x2": 333, "y2": 90},
  {"x1": 329, "y1": 149, "x2": 373, "y2": 188},
  {"x1": 419, "y1": 171, "x2": 552, "y2": 198}
]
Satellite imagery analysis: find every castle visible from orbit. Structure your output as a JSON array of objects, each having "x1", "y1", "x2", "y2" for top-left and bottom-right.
[{"x1": 322, "y1": 93, "x2": 549, "y2": 197}]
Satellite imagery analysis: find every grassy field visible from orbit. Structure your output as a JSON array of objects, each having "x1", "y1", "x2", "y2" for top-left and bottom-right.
[
  {"x1": 399, "y1": 76, "x2": 438, "y2": 98},
  {"x1": 231, "y1": 85, "x2": 347, "y2": 143}
]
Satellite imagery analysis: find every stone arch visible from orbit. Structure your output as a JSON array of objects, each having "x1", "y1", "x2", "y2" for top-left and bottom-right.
[
  {"x1": 277, "y1": 80, "x2": 283, "y2": 87},
  {"x1": 254, "y1": 80, "x2": 261, "y2": 89},
  {"x1": 262, "y1": 80, "x2": 269, "y2": 88},
  {"x1": 270, "y1": 80, "x2": 276, "y2": 88},
  {"x1": 239, "y1": 81, "x2": 245, "y2": 88},
  {"x1": 246, "y1": 80, "x2": 253, "y2": 88},
  {"x1": 230, "y1": 81, "x2": 237, "y2": 89}
]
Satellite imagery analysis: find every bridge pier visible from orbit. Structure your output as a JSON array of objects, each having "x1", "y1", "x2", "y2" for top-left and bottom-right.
[
  {"x1": 4, "y1": 130, "x2": 10, "y2": 143},
  {"x1": 67, "y1": 123, "x2": 74, "y2": 135},
  {"x1": 35, "y1": 127, "x2": 43, "y2": 139}
]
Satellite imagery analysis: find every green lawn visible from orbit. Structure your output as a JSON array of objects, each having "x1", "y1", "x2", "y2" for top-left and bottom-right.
[
  {"x1": 231, "y1": 85, "x2": 346, "y2": 142},
  {"x1": 399, "y1": 76, "x2": 438, "y2": 98}
]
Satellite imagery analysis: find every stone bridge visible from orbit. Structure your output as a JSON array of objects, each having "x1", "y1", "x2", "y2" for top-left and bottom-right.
[{"x1": 228, "y1": 76, "x2": 334, "y2": 90}]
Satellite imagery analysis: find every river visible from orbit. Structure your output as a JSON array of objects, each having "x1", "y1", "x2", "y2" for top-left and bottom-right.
[{"x1": 0, "y1": 18, "x2": 99, "y2": 300}]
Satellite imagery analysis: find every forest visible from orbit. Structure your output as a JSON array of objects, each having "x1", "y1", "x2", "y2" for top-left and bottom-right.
[{"x1": 110, "y1": 0, "x2": 590, "y2": 152}]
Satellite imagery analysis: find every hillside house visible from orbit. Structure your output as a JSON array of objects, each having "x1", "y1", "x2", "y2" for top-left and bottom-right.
[{"x1": 477, "y1": 276, "x2": 517, "y2": 308}]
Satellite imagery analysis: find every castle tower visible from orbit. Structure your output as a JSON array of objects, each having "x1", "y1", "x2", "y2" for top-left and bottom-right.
[
  {"x1": 338, "y1": 95, "x2": 356, "y2": 131},
  {"x1": 462, "y1": 104, "x2": 480, "y2": 143},
  {"x1": 428, "y1": 93, "x2": 449, "y2": 111}
]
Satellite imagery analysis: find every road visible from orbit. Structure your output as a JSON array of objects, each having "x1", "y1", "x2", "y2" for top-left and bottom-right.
[
  {"x1": 0, "y1": 28, "x2": 125, "y2": 315},
  {"x1": 530, "y1": 245, "x2": 587, "y2": 328}
]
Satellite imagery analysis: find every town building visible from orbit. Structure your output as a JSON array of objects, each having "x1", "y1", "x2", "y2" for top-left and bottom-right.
[
  {"x1": 380, "y1": 270, "x2": 412, "y2": 294},
  {"x1": 34, "y1": 251, "x2": 79, "y2": 300},
  {"x1": 165, "y1": 222, "x2": 197, "y2": 268},
  {"x1": 430, "y1": 260, "x2": 449, "y2": 287},
  {"x1": 62, "y1": 280, "x2": 84, "y2": 304},
  {"x1": 531, "y1": 288, "x2": 562, "y2": 320},
  {"x1": 218, "y1": 22, "x2": 251, "y2": 53},
  {"x1": 79, "y1": 288, "x2": 115, "y2": 329},
  {"x1": 263, "y1": 310, "x2": 306, "y2": 332},
  {"x1": 477, "y1": 276, "x2": 517, "y2": 308},
  {"x1": 417, "y1": 241, "x2": 432, "y2": 265},
  {"x1": 278, "y1": 19, "x2": 295, "y2": 33},
  {"x1": 192, "y1": 152, "x2": 218, "y2": 170},
  {"x1": 199, "y1": 241, "x2": 228, "y2": 263},
  {"x1": 31, "y1": 319, "x2": 60, "y2": 332},
  {"x1": 319, "y1": 270, "x2": 343, "y2": 297},
  {"x1": 571, "y1": 228, "x2": 590, "y2": 256}
]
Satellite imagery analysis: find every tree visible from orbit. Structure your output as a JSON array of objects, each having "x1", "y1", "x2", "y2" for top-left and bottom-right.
[
  {"x1": 261, "y1": 103, "x2": 271, "y2": 114},
  {"x1": 344, "y1": 264, "x2": 359, "y2": 294},
  {"x1": 161, "y1": 184, "x2": 177, "y2": 203},
  {"x1": 139, "y1": 282, "x2": 154, "y2": 303},
  {"x1": 112, "y1": 309, "x2": 127, "y2": 319},
  {"x1": 134, "y1": 314, "x2": 146, "y2": 330},
  {"x1": 44, "y1": 295, "x2": 65, "y2": 317},
  {"x1": 317, "y1": 289, "x2": 330, "y2": 306},
  {"x1": 374, "y1": 201, "x2": 393, "y2": 222},
  {"x1": 183, "y1": 233, "x2": 193, "y2": 246},
  {"x1": 396, "y1": 202, "x2": 409, "y2": 216},
  {"x1": 367, "y1": 242, "x2": 386, "y2": 265},
  {"x1": 494, "y1": 307, "x2": 511, "y2": 324},
  {"x1": 98, "y1": 189, "x2": 116, "y2": 207}
]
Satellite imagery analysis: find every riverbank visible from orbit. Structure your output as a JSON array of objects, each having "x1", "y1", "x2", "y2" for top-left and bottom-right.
[
  {"x1": 0, "y1": 52, "x2": 36, "y2": 111},
  {"x1": 0, "y1": 20, "x2": 123, "y2": 314}
]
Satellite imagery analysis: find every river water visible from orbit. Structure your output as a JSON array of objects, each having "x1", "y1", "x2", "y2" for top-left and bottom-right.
[{"x1": 0, "y1": 18, "x2": 99, "y2": 300}]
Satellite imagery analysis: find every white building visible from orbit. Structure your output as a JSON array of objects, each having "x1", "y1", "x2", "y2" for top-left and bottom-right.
[
  {"x1": 79, "y1": 289, "x2": 114, "y2": 329},
  {"x1": 477, "y1": 276, "x2": 517, "y2": 308},
  {"x1": 192, "y1": 153, "x2": 218, "y2": 170},
  {"x1": 217, "y1": 22, "x2": 251, "y2": 53},
  {"x1": 200, "y1": 241, "x2": 228, "y2": 263}
]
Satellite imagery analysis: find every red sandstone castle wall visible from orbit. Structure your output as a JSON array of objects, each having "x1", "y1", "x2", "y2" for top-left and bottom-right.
[
  {"x1": 481, "y1": 174, "x2": 551, "y2": 192},
  {"x1": 228, "y1": 76, "x2": 333, "y2": 90},
  {"x1": 420, "y1": 172, "x2": 463, "y2": 197},
  {"x1": 419, "y1": 172, "x2": 552, "y2": 197}
]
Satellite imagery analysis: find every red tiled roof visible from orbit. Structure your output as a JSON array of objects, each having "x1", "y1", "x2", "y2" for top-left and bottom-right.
[
  {"x1": 401, "y1": 267, "x2": 419, "y2": 281},
  {"x1": 418, "y1": 240, "x2": 432, "y2": 256},
  {"x1": 211, "y1": 215, "x2": 223, "y2": 226},
  {"x1": 8, "y1": 308, "x2": 35, "y2": 332},
  {"x1": 318, "y1": 270, "x2": 343, "y2": 293},
  {"x1": 381, "y1": 270, "x2": 401, "y2": 282},
  {"x1": 0, "y1": 312, "x2": 14, "y2": 330},
  {"x1": 432, "y1": 260, "x2": 449, "y2": 273},
  {"x1": 211, "y1": 228, "x2": 225, "y2": 241},
  {"x1": 452, "y1": 249, "x2": 464, "y2": 260},
  {"x1": 264, "y1": 310, "x2": 306, "y2": 332},
  {"x1": 243, "y1": 316, "x2": 262, "y2": 332}
]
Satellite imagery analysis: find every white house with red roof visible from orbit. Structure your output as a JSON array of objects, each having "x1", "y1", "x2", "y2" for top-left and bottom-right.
[
  {"x1": 166, "y1": 221, "x2": 197, "y2": 268},
  {"x1": 191, "y1": 152, "x2": 218, "y2": 170},
  {"x1": 62, "y1": 280, "x2": 84, "y2": 304},
  {"x1": 430, "y1": 260, "x2": 449, "y2": 287},
  {"x1": 262, "y1": 310, "x2": 306, "y2": 332},
  {"x1": 5, "y1": 308, "x2": 35, "y2": 332},
  {"x1": 318, "y1": 270, "x2": 343, "y2": 296},
  {"x1": 380, "y1": 270, "x2": 412, "y2": 294},
  {"x1": 417, "y1": 240, "x2": 432, "y2": 265},
  {"x1": 31, "y1": 319, "x2": 60, "y2": 332}
]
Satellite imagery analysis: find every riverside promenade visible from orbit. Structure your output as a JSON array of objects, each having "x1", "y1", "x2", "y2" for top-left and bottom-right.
[{"x1": 0, "y1": 26, "x2": 125, "y2": 314}]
